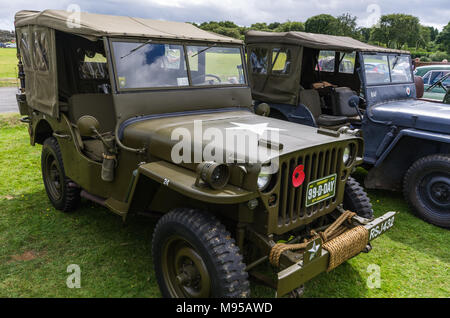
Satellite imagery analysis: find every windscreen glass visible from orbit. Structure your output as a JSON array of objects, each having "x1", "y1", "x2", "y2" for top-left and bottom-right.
[
  {"x1": 363, "y1": 54, "x2": 413, "y2": 85},
  {"x1": 187, "y1": 46, "x2": 245, "y2": 86},
  {"x1": 112, "y1": 41, "x2": 188, "y2": 89}
]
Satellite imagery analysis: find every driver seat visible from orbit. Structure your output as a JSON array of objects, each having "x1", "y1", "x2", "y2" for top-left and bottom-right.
[{"x1": 299, "y1": 89, "x2": 349, "y2": 127}]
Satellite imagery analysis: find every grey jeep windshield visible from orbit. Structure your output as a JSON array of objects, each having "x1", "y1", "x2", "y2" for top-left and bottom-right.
[
  {"x1": 363, "y1": 54, "x2": 413, "y2": 85},
  {"x1": 112, "y1": 41, "x2": 246, "y2": 89}
]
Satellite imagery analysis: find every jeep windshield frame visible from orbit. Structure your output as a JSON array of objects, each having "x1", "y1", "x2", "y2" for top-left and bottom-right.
[
  {"x1": 361, "y1": 52, "x2": 414, "y2": 87},
  {"x1": 108, "y1": 38, "x2": 248, "y2": 92}
]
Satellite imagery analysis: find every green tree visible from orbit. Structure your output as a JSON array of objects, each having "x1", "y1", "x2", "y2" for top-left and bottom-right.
[
  {"x1": 267, "y1": 22, "x2": 281, "y2": 30},
  {"x1": 336, "y1": 13, "x2": 359, "y2": 38},
  {"x1": 305, "y1": 14, "x2": 338, "y2": 35},
  {"x1": 427, "y1": 26, "x2": 439, "y2": 42},
  {"x1": 416, "y1": 25, "x2": 431, "y2": 49},
  {"x1": 369, "y1": 14, "x2": 420, "y2": 49},
  {"x1": 250, "y1": 22, "x2": 270, "y2": 31},
  {"x1": 196, "y1": 21, "x2": 242, "y2": 39},
  {"x1": 275, "y1": 21, "x2": 305, "y2": 32},
  {"x1": 359, "y1": 27, "x2": 371, "y2": 42},
  {"x1": 436, "y1": 22, "x2": 450, "y2": 54}
]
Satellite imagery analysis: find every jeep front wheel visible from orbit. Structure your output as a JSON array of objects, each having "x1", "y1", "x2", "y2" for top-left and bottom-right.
[
  {"x1": 41, "y1": 137, "x2": 80, "y2": 211},
  {"x1": 152, "y1": 208, "x2": 250, "y2": 298},
  {"x1": 343, "y1": 177, "x2": 374, "y2": 219},
  {"x1": 403, "y1": 154, "x2": 450, "y2": 228}
]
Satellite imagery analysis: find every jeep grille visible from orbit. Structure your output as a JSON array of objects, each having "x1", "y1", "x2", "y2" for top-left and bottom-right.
[{"x1": 263, "y1": 142, "x2": 353, "y2": 234}]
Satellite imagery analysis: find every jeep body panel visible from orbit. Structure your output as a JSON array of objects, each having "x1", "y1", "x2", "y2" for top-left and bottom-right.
[
  {"x1": 121, "y1": 110, "x2": 359, "y2": 161},
  {"x1": 370, "y1": 100, "x2": 450, "y2": 134}
]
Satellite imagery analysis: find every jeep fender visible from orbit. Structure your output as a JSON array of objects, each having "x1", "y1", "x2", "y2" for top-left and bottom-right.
[
  {"x1": 365, "y1": 129, "x2": 450, "y2": 191},
  {"x1": 126, "y1": 161, "x2": 258, "y2": 214},
  {"x1": 375, "y1": 128, "x2": 450, "y2": 167}
]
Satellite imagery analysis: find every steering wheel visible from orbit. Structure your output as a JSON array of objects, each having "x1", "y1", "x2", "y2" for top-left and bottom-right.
[{"x1": 192, "y1": 74, "x2": 222, "y2": 85}]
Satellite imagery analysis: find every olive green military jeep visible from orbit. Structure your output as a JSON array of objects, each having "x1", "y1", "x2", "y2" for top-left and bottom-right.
[{"x1": 15, "y1": 10, "x2": 395, "y2": 298}]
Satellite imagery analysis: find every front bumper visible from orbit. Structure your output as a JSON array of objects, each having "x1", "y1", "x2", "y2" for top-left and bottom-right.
[{"x1": 276, "y1": 211, "x2": 396, "y2": 297}]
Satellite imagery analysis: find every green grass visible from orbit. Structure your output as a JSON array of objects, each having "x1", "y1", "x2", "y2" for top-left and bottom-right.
[
  {"x1": 204, "y1": 51, "x2": 242, "y2": 82},
  {"x1": 0, "y1": 113, "x2": 448, "y2": 297},
  {"x1": 0, "y1": 48, "x2": 18, "y2": 87}
]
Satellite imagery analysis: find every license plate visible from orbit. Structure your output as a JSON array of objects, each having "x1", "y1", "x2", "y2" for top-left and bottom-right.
[
  {"x1": 367, "y1": 213, "x2": 395, "y2": 241},
  {"x1": 305, "y1": 174, "x2": 337, "y2": 207}
]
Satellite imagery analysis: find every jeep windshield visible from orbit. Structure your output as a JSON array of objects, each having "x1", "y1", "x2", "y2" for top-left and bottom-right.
[
  {"x1": 363, "y1": 53, "x2": 413, "y2": 86},
  {"x1": 111, "y1": 40, "x2": 246, "y2": 90}
]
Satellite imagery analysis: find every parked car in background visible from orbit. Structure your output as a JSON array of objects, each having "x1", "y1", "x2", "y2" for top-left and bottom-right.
[
  {"x1": 5, "y1": 43, "x2": 17, "y2": 48},
  {"x1": 0, "y1": 43, "x2": 6, "y2": 48},
  {"x1": 414, "y1": 64, "x2": 450, "y2": 77},
  {"x1": 422, "y1": 70, "x2": 450, "y2": 101}
]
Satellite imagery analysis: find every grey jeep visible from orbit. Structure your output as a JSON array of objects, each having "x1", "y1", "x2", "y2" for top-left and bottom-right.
[{"x1": 246, "y1": 31, "x2": 450, "y2": 227}]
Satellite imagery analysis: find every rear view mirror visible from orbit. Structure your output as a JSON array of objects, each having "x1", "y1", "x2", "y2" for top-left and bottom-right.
[
  {"x1": 77, "y1": 115, "x2": 100, "y2": 137},
  {"x1": 348, "y1": 95, "x2": 360, "y2": 108}
]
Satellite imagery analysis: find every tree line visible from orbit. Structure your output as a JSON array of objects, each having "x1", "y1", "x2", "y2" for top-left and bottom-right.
[
  {"x1": 0, "y1": 30, "x2": 15, "y2": 43},
  {"x1": 192, "y1": 13, "x2": 450, "y2": 61}
]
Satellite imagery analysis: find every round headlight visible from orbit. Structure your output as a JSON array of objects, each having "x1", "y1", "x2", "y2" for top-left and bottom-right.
[
  {"x1": 196, "y1": 162, "x2": 230, "y2": 190},
  {"x1": 257, "y1": 172, "x2": 272, "y2": 191},
  {"x1": 343, "y1": 146, "x2": 351, "y2": 165}
]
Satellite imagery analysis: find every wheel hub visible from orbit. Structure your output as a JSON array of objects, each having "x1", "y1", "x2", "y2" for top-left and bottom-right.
[
  {"x1": 45, "y1": 155, "x2": 62, "y2": 200},
  {"x1": 163, "y1": 238, "x2": 211, "y2": 298},
  {"x1": 428, "y1": 177, "x2": 450, "y2": 206},
  {"x1": 421, "y1": 174, "x2": 450, "y2": 210}
]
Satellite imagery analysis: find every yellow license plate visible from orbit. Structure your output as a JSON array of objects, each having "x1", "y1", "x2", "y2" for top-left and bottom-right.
[{"x1": 306, "y1": 174, "x2": 337, "y2": 207}]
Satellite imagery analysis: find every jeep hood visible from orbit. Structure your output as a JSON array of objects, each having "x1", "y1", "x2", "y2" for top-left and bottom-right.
[
  {"x1": 370, "y1": 99, "x2": 450, "y2": 134},
  {"x1": 121, "y1": 110, "x2": 357, "y2": 164}
]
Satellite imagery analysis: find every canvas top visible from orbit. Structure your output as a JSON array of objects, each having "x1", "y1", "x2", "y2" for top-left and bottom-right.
[
  {"x1": 15, "y1": 9, "x2": 243, "y2": 44},
  {"x1": 245, "y1": 30, "x2": 409, "y2": 54}
]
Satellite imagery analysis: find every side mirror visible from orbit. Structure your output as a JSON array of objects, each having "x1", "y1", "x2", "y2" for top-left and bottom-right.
[
  {"x1": 348, "y1": 95, "x2": 360, "y2": 108},
  {"x1": 77, "y1": 115, "x2": 100, "y2": 137},
  {"x1": 255, "y1": 103, "x2": 270, "y2": 117}
]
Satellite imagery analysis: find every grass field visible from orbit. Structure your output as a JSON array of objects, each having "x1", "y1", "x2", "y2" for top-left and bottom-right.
[
  {"x1": 0, "y1": 48, "x2": 18, "y2": 87},
  {"x1": 0, "y1": 113, "x2": 448, "y2": 298}
]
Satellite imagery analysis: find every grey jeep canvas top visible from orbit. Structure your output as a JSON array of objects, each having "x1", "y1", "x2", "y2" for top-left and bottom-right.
[
  {"x1": 15, "y1": 9, "x2": 242, "y2": 44},
  {"x1": 245, "y1": 30, "x2": 408, "y2": 54}
]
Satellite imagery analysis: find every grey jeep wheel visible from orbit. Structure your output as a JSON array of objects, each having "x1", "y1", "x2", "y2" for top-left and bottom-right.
[
  {"x1": 403, "y1": 154, "x2": 450, "y2": 228},
  {"x1": 152, "y1": 208, "x2": 250, "y2": 298},
  {"x1": 41, "y1": 137, "x2": 80, "y2": 212}
]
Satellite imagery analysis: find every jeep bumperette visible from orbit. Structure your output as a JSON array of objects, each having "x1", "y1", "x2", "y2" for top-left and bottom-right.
[
  {"x1": 246, "y1": 30, "x2": 449, "y2": 228},
  {"x1": 15, "y1": 10, "x2": 395, "y2": 298}
]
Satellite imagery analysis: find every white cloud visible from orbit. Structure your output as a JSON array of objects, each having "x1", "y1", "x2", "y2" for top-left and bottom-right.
[{"x1": 1, "y1": 0, "x2": 448, "y2": 31}]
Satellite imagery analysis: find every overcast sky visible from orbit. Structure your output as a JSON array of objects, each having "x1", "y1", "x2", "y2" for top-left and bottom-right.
[{"x1": 1, "y1": 0, "x2": 449, "y2": 31}]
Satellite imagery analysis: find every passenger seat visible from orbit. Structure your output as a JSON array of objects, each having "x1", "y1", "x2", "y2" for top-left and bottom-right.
[{"x1": 299, "y1": 89, "x2": 349, "y2": 127}]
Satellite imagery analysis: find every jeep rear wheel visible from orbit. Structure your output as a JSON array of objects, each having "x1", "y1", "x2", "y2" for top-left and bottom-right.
[
  {"x1": 403, "y1": 154, "x2": 450, "y2": 228},
  {"x1": 152, "y1": 208, "x2": 250, "y2": 298},
  {"x1": 41, "y1": 137, "x2": 80, "y2": 212},
  {"x1": 343, "y1": 177, "x2": 374, "y2": 219}
]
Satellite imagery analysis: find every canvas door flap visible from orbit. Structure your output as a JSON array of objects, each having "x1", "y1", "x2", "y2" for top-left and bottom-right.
[{"x1": 17, "y1": 25, "x2": 58, "y2": 117}]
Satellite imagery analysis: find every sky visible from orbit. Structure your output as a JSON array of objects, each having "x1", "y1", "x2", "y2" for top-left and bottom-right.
[{"x1": 1, "y1": 0, "x2": 449, "y2": 31}]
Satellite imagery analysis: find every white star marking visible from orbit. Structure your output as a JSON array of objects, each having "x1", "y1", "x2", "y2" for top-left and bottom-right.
[
  {"x1": 226, "y1": 122, "x2": 285, "y2": 137},
  {"x1": 308, "y1": 241, "x2": 320, "y2": 261}
]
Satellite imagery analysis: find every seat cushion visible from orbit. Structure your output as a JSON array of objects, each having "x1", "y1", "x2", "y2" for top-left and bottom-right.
[
  {"x1": 317, "y1": 114, "x2": 349, "y2": 127},
  {"x1": 299, "y1": 89, "x2": 322, "y2": 118}
]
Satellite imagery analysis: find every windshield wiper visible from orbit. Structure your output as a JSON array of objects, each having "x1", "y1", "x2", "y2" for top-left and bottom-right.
[
  {"x1": 190, "y1": 44, "x2": 217, "y2": 58},
  {"x1": 391, "y1": 56, "x2": 400, "y2": 69},
  {"x1": 120, "y1": 39, "x2": 152, "y2": 59}
]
